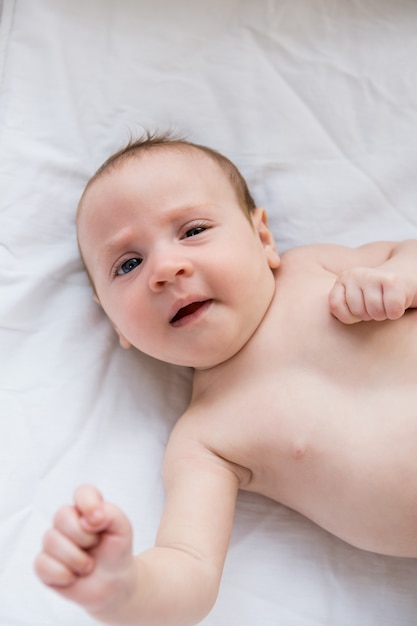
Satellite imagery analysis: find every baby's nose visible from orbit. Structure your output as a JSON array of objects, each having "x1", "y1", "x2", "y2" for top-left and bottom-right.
[{"x1": 149, "y1": 254, "x2": 193, "y2": 290}]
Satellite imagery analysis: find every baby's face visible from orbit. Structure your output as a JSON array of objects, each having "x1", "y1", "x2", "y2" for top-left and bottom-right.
[{"x1": 77, "y1": 148, "x2": 279, "y2": 368}]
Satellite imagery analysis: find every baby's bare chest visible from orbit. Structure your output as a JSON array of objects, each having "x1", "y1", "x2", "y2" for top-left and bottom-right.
[
  {"x1": 198, "y1": 339, "x2": 417, "y2": 555},
  {"x1": 195, "y1": 309, "x2": 417, "y2": 502},
  {"x1": 192, "y1": 292, "x2": 417, "y2": 555},
  {"x1": 207, "y1": 356, "x2": 417, "y2": 465}
]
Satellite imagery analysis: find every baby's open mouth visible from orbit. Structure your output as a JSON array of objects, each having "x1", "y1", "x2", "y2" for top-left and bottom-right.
[{"x1": 170, "y1": 300, "x2": 211, "y2": 325}]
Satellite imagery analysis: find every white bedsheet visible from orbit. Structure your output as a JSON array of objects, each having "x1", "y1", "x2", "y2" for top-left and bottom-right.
[{"x1": 1, "y1": 1, "x2": 417, "y2": 624}]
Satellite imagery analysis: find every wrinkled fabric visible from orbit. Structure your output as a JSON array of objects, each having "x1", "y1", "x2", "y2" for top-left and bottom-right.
[{"x1": 1, "y1": 1, "x2": 417, "y2": 624}]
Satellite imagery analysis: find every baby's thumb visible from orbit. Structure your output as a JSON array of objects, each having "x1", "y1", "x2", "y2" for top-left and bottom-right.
[
  {"x1": 74, "y1": 484, "x2": 105, "y2": 525},
  {"x1": 74, "y1": 484, "x2": 132, "y2": 542}
]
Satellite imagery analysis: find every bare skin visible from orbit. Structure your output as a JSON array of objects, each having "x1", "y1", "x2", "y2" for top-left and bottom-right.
[{"x1": 35, "y1": 147, "x2": 417, "y2": 626}]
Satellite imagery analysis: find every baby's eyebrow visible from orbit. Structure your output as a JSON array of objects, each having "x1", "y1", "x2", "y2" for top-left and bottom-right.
[
  {"x1": 158, "y1": 202, "x2": 214, "y2": 222},
  {"x1": 97, "y1": 227, "x2": 138, "y2": 265}
]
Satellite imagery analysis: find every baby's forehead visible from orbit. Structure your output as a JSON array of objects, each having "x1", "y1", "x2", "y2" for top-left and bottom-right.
[
  {"x1": 77, "y1": 145, "x2": 230, "y2": 224},
  {"x1": 81, "y1": 145, "x2": 228, "y2": 204}
]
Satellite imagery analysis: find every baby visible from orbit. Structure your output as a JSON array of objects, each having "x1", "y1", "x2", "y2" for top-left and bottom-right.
[{"x1": 35, "y1": 132, "x2": 417, "y2": 626}]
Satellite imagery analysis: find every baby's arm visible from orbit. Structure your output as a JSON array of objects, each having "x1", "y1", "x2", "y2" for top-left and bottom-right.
[
  {"x1": 325, "y1": 239, "x2": 417, "y2": 324},
  {"x1": 35, "y1": 437, "x2": 240, "y2": 626}
]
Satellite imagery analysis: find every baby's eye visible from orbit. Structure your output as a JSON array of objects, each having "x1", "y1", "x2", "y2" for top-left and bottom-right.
[
  {"x1": 117, "y1": 258, "x2": 142, "y2": 275},
  {"x1": 183, "y1": 226, "x2": 206, "y2": 238}
]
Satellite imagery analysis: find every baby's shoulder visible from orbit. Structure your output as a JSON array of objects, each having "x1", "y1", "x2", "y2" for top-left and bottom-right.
[
  {"x1": 280, "y1": 243, "x2": 347, "y2": 265},
  {"x1": 280, "y1": 241, "x2": 393, "y2": 277},
  {"x1": 278, "y1": 244, "x2": 337, "y2": 283}
]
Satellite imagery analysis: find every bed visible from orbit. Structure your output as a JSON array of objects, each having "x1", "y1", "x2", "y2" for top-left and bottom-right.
[{"x1": 1, "y1": 1, "x2": 417, "y2": 624}]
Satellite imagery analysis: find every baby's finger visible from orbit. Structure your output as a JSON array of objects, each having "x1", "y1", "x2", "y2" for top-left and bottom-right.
[
  {"x1": 73, "y1": 485, "x2": 107, "y2": 530},
  {"x1": 41, "y1": 528, "x2": 94, "y2": 579},
  {"x1": 329, "y1": 281, "x2": 364, "y2": 324},
  {"x1": 382, "y1": 277, "x2": 408, "y2": 320},
  {"x1": 74, "y1": 485, "x2": 133, "y2": 554},
  {"x1": 34, "y1": 551, "x2": 79, "y2": 587},
  {"x1": 361, "y1": 285, "x2": 387, "y2": 321},
  {"x1": 344, "y1": 281, "x2": 372, "y2": 321},
  {"x1": 54, "y1": 505, "x2": 100, "y2": 549}
]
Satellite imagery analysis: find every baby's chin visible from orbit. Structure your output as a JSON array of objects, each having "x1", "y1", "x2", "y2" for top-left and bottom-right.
[
  {"x1": 170, "y1": 345, "x2": 245, "y2": 371},
  {"x1": 141, "y1": 345, "x2": 238, "y2": 371},
  {"x1": 161, "y1": 354, "x2": 227, "y2": 371}
]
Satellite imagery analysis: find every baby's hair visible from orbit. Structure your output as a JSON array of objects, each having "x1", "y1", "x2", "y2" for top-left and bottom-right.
[{"x1": 81, "y1": 129, "x2": 256, "y2": 218}]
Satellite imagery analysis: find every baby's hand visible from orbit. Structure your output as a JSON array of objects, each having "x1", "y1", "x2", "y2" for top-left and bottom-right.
[
  {"x1": 34, "y1": 485, "x2": 135, "y2": 616},
  {"x1": 329, "y1": 267, "x2": 411, "y2": 324}
]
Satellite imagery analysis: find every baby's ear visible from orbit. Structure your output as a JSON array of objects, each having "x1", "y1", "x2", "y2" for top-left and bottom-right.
[
  {"x1": 116, "y1": 330, "x2": 132, "y2": 350},
  {"x1": 111, "y1": 322, "x2": 132, "y2": 350},
  {"x1": 251, "y1": 207, "x2": 280, "y2": 269}
]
